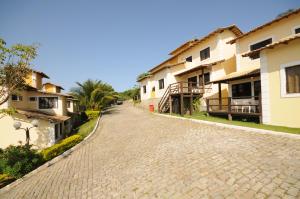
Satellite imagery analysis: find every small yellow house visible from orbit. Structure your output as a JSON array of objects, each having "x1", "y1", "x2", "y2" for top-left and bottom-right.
[{"x1": 0, "y1": 70, "x2": 79, "y2": 149}]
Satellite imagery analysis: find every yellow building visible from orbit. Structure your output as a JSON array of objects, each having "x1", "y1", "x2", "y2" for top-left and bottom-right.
[
  {"x1": 138, "y1": 25, "x2": 243, "y2": 114},
  {"x1": 210, "y1": 8, "x2": 300, "y2": 127},
  {"x1": 0, "y1": 70, "x2": 80, "y2": 149}
]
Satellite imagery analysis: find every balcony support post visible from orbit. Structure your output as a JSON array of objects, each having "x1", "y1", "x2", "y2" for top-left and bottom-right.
[{"x1": 218, "y1": 83, "x2": 222, "y2": 110}]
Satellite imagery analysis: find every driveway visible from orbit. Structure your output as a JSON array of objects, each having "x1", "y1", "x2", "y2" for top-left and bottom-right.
[{"x1": 1, "y1": 103, "x2": 300, "y2": 199}]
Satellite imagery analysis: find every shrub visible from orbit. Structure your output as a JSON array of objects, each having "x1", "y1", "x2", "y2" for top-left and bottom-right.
[
  {"x1": 85, "y1": 110, "x2": 100, "y2": 120},
  {"x1": 80, "y1": 111, "x2": 88, "y2": 123},
  {"x1": 0, "y1": 173, "x2": 15, "y2": 188},
  {"x1": 0, "y1": 145, "x2": 44, "y2": 179},
  {"x1": 40, "y1": 135, "x2": 83, "y2": 161}
]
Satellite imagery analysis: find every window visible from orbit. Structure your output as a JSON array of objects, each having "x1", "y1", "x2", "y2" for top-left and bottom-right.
[
  {"x1": 152, "y1": 87, "x2": 155, "y2": 92},
  {"x1": 254, "y1": 81, "x2": 261, "y2": 100},
  {"x1": 55, "y1": 124, "x2": 59, "y2": 140},
  {"x1": 199, "y1": 73, "x2": 210, "y2": 85},
  {"x1": 59, "y1": 123, "x2": 63, "y2": 136},
  {"x1": 250, "y1": 38, "x2": 272, "y2": 59},
  {"x1": 200, "y1": 47, "x2": 210, "y2": 61},
  {"x1": 29, "y1": 97, "x2": 36, "y2": 101},
  {"x1": 185, "y1": 56, "x2": 192, "y2": 62},
  {"x1": 232, "y1": 82, "x2": 252, "y2": 98},
  {"x1": 39, "y1": 97, "x2": 58, "y2": 109},
  {"x1": 67, "y1": 101, "x2": 71, "y2": 108},
  {"x1": 143, "y1": 85, "x2": 146, "y2": 93},
  {"x1": 188, "y1": 76, "x2": 197, "y2": 87},
  {"x1": 285, "y1": 65, "x2": 300, "y2": 94},
  {"x1": 11, "y1": 95, "x2": 22, "y2": 101},
  {"x1": 295, "y1": 27, "x2": 300, "y2": 34},
  {"x1": 158, "y1": 79, "x2": 164, "y2": 89}
]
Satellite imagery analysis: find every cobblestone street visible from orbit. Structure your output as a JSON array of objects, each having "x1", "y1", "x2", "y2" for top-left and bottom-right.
[{"x1": 1, "y1": 103, "x2": 300, "y2": 199}]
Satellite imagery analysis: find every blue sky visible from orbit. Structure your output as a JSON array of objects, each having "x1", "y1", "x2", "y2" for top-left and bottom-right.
[{"x1": 1, "y1": 0, "x2": 299, "y2": 92}]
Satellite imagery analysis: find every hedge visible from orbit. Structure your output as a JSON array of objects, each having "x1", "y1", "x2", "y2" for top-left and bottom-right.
[
  {"x1": 41, "y1": 135, "x2": 83, "y2": 161},
  {"x1": 85, "y1": 110, "x2": 100, "y2": 120}
]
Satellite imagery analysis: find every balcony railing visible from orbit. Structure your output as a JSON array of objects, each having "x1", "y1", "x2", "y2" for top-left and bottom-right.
[
  {"x1": 206, "y1": 96, "x2": 262, "y2": 116},
  {"x1": 169, "y1": 82, "x2": 211, "y2": 95}
]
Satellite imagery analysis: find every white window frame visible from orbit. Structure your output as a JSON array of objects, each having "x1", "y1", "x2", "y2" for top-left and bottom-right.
[{"x1": 280, "y1": 60, "x2": 300, "y2": 98}]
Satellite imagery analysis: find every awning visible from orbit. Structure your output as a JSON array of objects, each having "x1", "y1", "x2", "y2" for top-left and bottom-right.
[
  {"x1": 210, "y1": 67, "x2": 260, "y2": 83},
  {"x1": 174, "y1": 59, "x2": 225, "y2": 77},
  {"x1": 17, "y1": 109, "x2": 71, "y2": 122}
]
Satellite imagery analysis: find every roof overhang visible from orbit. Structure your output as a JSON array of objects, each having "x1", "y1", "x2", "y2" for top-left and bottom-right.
[
  {"x1": 136, "y1": 75, "x2": 152, "y2": 82},
  {"x1": 242, "y1": 34, "x2": 300, "y2": 58},
  {"x1": 32, "y1": 69, "x2": 50, "y2": 79},
  {"x1": 17, "y1": 109, "x2": 70, "y2": 122},
  {"x1": 228, "y1": 8, "x2": 300, "y2": 44},
  {"x1": 43, "y1": 82, "x2": 65, "y2": 90},
  {"x1": 174, "y1": 59, "x2": 225, "y2": 77},
  {"x1": 210, "y1": 67, "x2": 260, "y2": 84}
]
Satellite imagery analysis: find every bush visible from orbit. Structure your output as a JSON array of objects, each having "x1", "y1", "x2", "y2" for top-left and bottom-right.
[
  {"x1": 0, "y1": 173, "x2": 15, "y2": 188},
  {"x1": 85, "y1": 110, "x2": 100, "y2": 120},
  {"x1": 0, "y1": 145, "x2": 44, "y2": 179},
  {"x1": 41, "y1": 135, "x2": 83, "y2": 161},
  {"x1": 79, "y1": 111, "x2": 88, "y2": 123}
]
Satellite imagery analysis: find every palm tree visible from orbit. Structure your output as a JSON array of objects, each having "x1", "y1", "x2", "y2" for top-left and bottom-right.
[{"x1": 70, "y1": 79, "x2": 118, "y2": 110}]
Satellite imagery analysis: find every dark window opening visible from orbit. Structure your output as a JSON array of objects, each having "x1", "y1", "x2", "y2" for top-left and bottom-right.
[
  {"x1": 295, "y1": 27, "x2": 300, "y2": 34},
  {"x1": 250, "y1": 38, "x2": 272, "y2": 59},
  {"x1": 143, "y1": 85, "x2": 146, "y2": 94},
  {"x1": 29, "y1": 97, "x2": 36, "y2": 101},
  {"x1": 55, "y1": 124, "x2": 59, "y2": 140},
  {"x1": 39, "y1": 97, "x2": 58, "y2": 109},
  {"x1": 232, "y1": 82, "x2": 252, "y2": 98},
  {"x1": 188, "y1": 76, "x2": 197, "y2": 87},
  {"x1": 67, "y1": 101, "x2": 71, "y2": 108},
  {"x1": 186, "y1": 56, "x2": 192, "y2": 62},
  {"x1": 12, "y1": 94, "x2": 22, "y2": 101},
  {"x1": 199, "y1": 73, "x2": 210, "y2": 85},
  {"x1": 254, "y1": 81, "x2": 261, "y2": 99},
  {"x1": 200, "y1": 47, "x2": 210, "y2": 61},
  {"x1": 59, "y1": 123, "x2": 63, "y2": 136},
  {"x1": 158, "y1": 79, "x2": 164, "y2": 89},
  {"x1": 286, "y1": 65, "x2": 300, "y2": 94}
]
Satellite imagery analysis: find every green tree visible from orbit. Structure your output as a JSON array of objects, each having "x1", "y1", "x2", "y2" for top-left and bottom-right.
[
  {"x1": 119, "y1": 85, "x2": 140, "y2": 100},
  {"x1": 70, "y1": 79, "x2": 118, "y2": 110},
  {"x1": 0, "y1": 38, "x2": 38, "y2": 106}
]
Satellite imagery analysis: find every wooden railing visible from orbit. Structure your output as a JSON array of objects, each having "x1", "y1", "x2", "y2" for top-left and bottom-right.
[
  {"x1": 158, "y1": 82, "x2": 211, "y2": 113},
  {"x1": 206, "y1": 96, "x2": 262, "y2": 115},
  {"x1": 169, "y1": 82, "x2": 210, "y2": 95}
]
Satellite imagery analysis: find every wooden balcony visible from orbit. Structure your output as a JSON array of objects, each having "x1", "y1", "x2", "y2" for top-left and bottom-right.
[
  {"x1": 206, "y1": 96, "x2": 262, "y2": 123},
  {"x1": 158, "y1": 82, "x2": 211, "y2": 114},
  {"x1": 169, "y1": 82, "x2": 210, "y2": 96}
]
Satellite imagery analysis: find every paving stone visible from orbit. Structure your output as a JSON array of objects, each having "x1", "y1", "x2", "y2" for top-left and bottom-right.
[{"x1": 0, "y1": 103, "x2": 300, "y2": 199}]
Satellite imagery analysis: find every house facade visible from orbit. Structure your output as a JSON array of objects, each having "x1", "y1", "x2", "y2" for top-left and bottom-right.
[
  {"x1": 0, "y1": 70, "x2": 80, "y2": 149},
  {"x1": 138, "y1": 25, "x2": 243, "y2": 114},
  {"x1": 138, "y1": 9, "x2": 300, "y2": 128}
]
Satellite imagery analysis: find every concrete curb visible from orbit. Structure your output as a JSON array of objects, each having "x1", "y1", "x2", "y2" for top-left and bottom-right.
[
  {"x1": 0, "y1": 116, "x2": 102, "y2": 193},
  {"x1": 155, "y1": 113, "x2": 300, "y2": 139}
]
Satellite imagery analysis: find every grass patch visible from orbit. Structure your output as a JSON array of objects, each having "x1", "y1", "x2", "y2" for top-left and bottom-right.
[
  {"x1": 168, "y1": 112, "x2": 300, "y2": 135},
  {"x1": 76, "y1": 118, "x2": 98, "y2": 138}
]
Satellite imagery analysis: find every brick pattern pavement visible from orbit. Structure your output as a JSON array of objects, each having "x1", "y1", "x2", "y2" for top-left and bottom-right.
[{"x1": 0, "y1": 103, "x2": 300, "y2": 199}]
